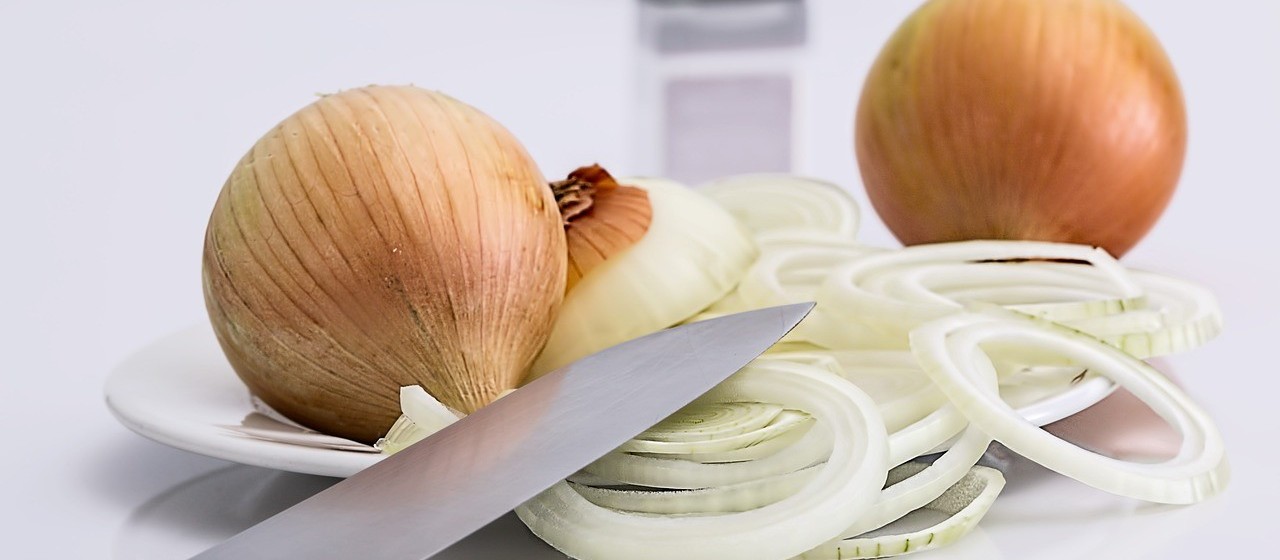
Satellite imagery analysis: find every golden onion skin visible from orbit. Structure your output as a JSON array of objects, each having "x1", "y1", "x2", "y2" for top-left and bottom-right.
[
  {"x1": 856, "y1": 0, "x2": 1186, "y2": 257},
  {"x1": 202, "y1": 86, "x2": 566, "y2": 443}
]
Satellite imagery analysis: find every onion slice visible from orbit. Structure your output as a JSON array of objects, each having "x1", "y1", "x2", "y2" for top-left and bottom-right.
[
  {"x1": 798, "y1": 466, "x2": 1006, "y2": 559},
  {"x1": 516, "y1": 360, "x2": 889, "y2": 560},
  {"x1": 910, "y1": 311, "x2": 1229, "y2": 504},
  {"x1": 617, "y1": 410, "x2": 813, "y2": 455},
  {"x1": 738, "y1": 246, "x2": 882, "y2": 347},
  {"x1": 754, "y1": 230, "x2": 874, "y2": 254},
  {"x1": 635, "y1": 402, "x2": 784, "y2": 442},
  {"x1": 819, "y1": 240, "x2": 1141, "y2": 346},
  {"x1": 569, "y1": 465, "x2": 818, "y2": 515},
  {"x1": 699, "y1": 174, "x2": 861, "y2": 238},
  {"x1": 886, "y1": 405, "x2": 968, "y2": 467},
  {"x1": 632, "y1": 422, "x2": 813, "y2": 464},
  {"x1": 762, "y1": 349, "x2": 946, "y2": 434},
  {"x1": 580, "y1": 421, "x2": 831, "y2": 490},
  {"x1": 1068, "y1": 270, "x2": 1223, "y2": 358},
  {"x1": 853, "y1": 422, "x2": 992, "y2": 536}
]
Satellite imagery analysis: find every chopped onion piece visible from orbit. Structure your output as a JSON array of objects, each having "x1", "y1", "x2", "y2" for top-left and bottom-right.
[
  {"x1": 400, "y1": 385, "x2": 462, "y2": 427},
  {"x1": 373, "y1": 386, "x2": 462, "y2": 454},
  {"x1": 910, "y1": 312, "x2": 1229, "y2": 504}
]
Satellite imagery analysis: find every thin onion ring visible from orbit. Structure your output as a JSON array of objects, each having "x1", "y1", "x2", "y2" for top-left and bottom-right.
[{"x1": 910, "y1": 311, "x2": 1228, "y2": 504}]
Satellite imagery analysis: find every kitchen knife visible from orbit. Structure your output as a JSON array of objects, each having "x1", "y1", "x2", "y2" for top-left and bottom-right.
[{"x1": 193, "y1": 302, "x2": 813, "y2": 559}]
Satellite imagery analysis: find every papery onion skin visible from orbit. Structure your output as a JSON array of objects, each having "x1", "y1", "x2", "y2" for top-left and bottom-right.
[
  {"x1": 202, "y1": 86, "x2": 566, "y2": 443},
  {"x1": 553, "y1": 165, "x2": 652, "y2": 291},
  {"x1": 856, "y1": 0, "x2": 1186, "y2": 257}
]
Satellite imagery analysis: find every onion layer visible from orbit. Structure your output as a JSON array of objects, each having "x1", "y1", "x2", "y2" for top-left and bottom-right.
[
  {"x1": 799, "y1": 466, "x2": 1006, "y2": 559},
  {"x1": 516, "y1": 361, "x2": 889, "y2": 560},
  {"x1": 699, "y1": 173, "x2": 861, "y2": 239},
  {"x1": 910, "y1": 311, "x2": 1229, "y2": 504}
]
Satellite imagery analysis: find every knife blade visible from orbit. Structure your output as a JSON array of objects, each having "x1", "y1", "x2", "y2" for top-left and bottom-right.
[{"x1": 193, "y1": 302, "x2": 813, "y2": 559}]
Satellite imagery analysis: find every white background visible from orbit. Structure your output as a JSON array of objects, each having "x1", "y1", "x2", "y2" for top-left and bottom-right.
[{"x1": 1, "y1": 0, "x2": 1277, "y2": 558}]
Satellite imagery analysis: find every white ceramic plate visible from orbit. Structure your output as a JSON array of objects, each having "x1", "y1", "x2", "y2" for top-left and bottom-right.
[
  {"x1": 105, "y1": 324, "x2": 1115, "y2": 479},
  {"x1": 106, "y1": 325, "x2": 381, "y2": 478}
]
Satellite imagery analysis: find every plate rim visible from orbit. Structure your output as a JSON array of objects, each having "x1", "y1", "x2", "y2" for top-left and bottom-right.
[
  {"x1": 104, "y1": 325, "x2": 381, "y2": 478},
  {"x1": 105, "y1": 324, "x2": 1116, "y2": 479}
]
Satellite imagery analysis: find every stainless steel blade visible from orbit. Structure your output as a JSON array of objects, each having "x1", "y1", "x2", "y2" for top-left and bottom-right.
[{"x1": 193, "y1": 302, "x2": 813, "y2": 560}]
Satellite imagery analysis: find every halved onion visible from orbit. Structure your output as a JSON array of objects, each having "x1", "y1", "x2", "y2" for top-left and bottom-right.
[{"x1": 529, "y1": 177, "x2": 757, "y2": 379}]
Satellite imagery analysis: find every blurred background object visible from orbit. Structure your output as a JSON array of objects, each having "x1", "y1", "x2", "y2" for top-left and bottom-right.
[{"x1": 636, "y1": 0, "x2": 806, "y2": 183}]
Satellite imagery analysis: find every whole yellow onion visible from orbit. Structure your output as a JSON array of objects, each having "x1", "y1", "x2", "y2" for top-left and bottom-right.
[
  {"x1": 856, "y1": 0, "x2": 1186, "y2": 257},
  {"x1": 202, "y1": 86, "x2": 566, "y2": 443}
]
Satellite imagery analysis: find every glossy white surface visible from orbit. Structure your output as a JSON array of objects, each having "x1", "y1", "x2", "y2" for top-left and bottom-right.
[
  {"x1": 104, "y1": 326, "x2": 382, "y2": 479},
  {"x1": 2, "y1": 0, "x2": 1277, "y2": 558}
]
